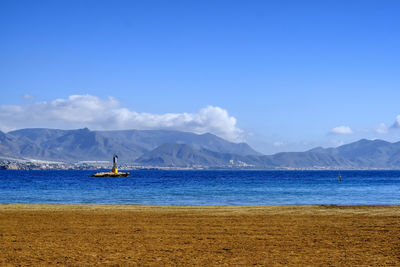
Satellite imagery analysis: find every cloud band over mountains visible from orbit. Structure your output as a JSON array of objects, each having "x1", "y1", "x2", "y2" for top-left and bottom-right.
[
  {"x1": 391, "y1": 115, "x2": 400, "y2": 129},
  {"x1": 0, "y1": 94, "x2": 244, "y2": 142},
  {"x1": 330, "y1": 125, "x2": 353, "y2": 135}
]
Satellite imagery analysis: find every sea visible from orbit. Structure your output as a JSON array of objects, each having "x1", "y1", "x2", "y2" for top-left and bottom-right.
[{"x1": 0, "y1": 170, "x2": 399, "y2": 205}]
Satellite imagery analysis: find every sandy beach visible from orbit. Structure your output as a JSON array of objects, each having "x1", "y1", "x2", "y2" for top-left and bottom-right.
[{"x1": 0, "y1": 205, "x2": 399, "y2": 266}]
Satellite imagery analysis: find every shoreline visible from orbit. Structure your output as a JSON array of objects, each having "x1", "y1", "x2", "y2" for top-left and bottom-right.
[
  {"x1": 1, "y1": 205, "x2": 399, "y2": 265},
  {"x1": 5, "y1": 165, "x2": 400, "y2": 171},
  {"x1": 1, "y1": 203, "x2": 400, "y2": 210}
]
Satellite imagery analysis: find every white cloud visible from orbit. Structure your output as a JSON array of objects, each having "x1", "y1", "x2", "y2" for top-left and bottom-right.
[
  {"x1": 330, "y1": 125, "x2": 353, "y2": 135},
  {"x1": 375, "y1": 123, "x2": 388, "y2": 134},
  {"x1": 272, "y1": 141, "x2": 285, "y2": 147},
  {"x1": 391, "y1": 115, "x2": 400, "y2": 129},
  {"x1": 22, "y1": 94, "x2": 35, "y2": 99},
  {"x1": 0, "y1": 94, "x2": 244, "y2": 142}
]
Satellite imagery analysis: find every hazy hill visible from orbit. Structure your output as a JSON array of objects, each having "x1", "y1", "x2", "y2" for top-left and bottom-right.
[
  {"x1": 136, "y1": 143, "x2": 251, "y2": 167},
  {"x1": 137, "y1": 139, "x2": 400, "y2": 169},
  {"x1": 0, "y1": 131, "x2": 19, "y2": 158},
  {"x1": 97, "y1": 129, "x2": 260, "y2": 156},
  {"x1": 324, "y1": 139, "x2": 400, "y2": 168},
  {"x1": 1, "y1": 128, "x2": 260, "y2": 162},
  {"x1": 136, "y1": 143, "x2": 224, "y2": 167},
  {"x1": 3, "y1": 128, "x2": 400, "y2": 169}
]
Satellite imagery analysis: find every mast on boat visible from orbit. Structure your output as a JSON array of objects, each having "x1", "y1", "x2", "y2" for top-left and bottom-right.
[{"x1": 112, "y1": 154, "x2": 118, "y2": 174}]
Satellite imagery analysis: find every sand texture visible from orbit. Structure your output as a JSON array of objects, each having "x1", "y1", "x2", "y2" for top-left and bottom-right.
[{"x1": 0, "y1": 205, "x2": 399, "y2": 266}]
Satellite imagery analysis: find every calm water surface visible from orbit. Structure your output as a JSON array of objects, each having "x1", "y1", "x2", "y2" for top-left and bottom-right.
[{"x1": 0, "y1": 170, "x2": 399, "y2": 205}]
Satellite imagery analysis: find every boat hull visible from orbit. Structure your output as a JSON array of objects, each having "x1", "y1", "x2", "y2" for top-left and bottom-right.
[{"x1": 91, "y1": 172, "x2": 130, "y2": 177}]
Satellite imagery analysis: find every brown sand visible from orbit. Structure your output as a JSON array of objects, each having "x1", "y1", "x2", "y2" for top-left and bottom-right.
[{"x1": 0, "y1": 205, "x2": 399, "y2": 266}]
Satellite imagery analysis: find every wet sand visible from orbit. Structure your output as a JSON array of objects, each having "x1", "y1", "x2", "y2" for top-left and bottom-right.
[{"x1": 0, "y1": 205, "x2": 399, "y2": 266}]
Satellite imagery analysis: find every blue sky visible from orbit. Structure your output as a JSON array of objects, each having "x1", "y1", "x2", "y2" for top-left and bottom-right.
[{"x1": 1, "y1": 0, "x2": 400, "y2": 154}]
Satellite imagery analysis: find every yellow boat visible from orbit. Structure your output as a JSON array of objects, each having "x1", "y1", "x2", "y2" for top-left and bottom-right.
[{"x1": 92, "y1": 154, "x2": 130, "y2": 177}]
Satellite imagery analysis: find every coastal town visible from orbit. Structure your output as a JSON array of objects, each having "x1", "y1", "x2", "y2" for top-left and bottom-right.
[
  {"x1": 0, "y1": 158, "x2": 225, "y2": 171},
  {"x1": 0, "y1": 159, "x2": 108, "y2": 170},
  {"x1": 0, "y1": 158, "x2": 253, "y2": 171}
]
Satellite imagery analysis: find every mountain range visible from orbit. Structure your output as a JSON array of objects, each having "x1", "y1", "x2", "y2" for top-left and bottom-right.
[
  {"x1": 0, "y1": 128, "x2": 259, "y2": 163},
  {"x1": 1, "y1": 128, "x2": 400, "y2": 169}
]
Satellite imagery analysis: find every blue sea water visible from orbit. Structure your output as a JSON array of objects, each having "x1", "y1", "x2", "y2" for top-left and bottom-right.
[{"x1": 0, "y1": 170, "x2": 399, "y2": 205}]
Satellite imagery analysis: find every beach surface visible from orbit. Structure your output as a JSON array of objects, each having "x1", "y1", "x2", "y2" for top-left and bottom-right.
[{"x1": 0, "y1": 205, "x2": 399, "y2": 266}]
